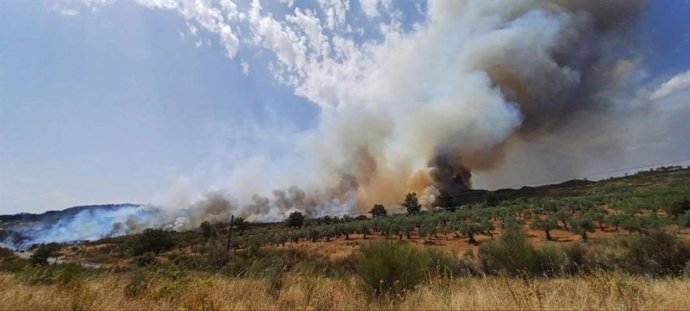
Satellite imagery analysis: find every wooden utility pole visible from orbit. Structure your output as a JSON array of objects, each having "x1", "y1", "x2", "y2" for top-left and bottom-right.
[{"x1": 226, "y1": 215, "x2": 234, "y2": 252}]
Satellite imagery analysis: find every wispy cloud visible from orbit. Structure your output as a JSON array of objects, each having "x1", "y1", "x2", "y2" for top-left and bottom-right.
[
  {"x1": 650, "y1": 70, "x2": 690, "y2": 100},
  {"x1": 58, "y1": 8, "x2": 80, "y2": 16}
]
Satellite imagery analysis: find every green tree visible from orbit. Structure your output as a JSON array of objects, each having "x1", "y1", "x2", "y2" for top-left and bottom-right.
[
  {"x1": 30, "y1": 244, "x2": 53, "y2": 265},
  {"x1": 403, "y1": 192, "x2": 422, "y2": 215},
  {"x1": 605, "y1": 213, "x2": 625, "y2": 231},
  {"x1": 130, "y1": 228, "x2": 175, "y2": 255},
  {"x1": 199, "y1": 221, "x2": 214, "y2": 241},
  {"x1": 436, "y1": 191, "x2": 456, "y2": 212},
  {"x1": 459, "y1": 219, "x2": 484, "y2": 244},
  {"x1": 359, "y1": 223, "x2": 370, "y2": 239},
  {"x1": 485, "y1": 191, "x2": 499, "y2": 207},
  {"x1": 568, "y1": 216, "x2": 595, "y2": 241},
  {"x1": 369, "y1": 204, "x2": 387, "y2": 217},
  {"x1": 286, "y1": 211, "x2": 305, "y2": 228},
  {"x1": 667, "y1": 198, "x2": 690, "y2": 217},
  {"x1": 530, "y1": 216, "x2": 560, "y2": 241}
]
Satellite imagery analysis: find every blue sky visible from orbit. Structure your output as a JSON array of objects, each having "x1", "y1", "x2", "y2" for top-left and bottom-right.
[{"x1": 1, "y1": 0, "x2": 689, "y2": 214}]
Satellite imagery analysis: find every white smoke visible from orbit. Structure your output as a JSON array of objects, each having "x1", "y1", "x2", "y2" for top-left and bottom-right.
[{"x1": 18, "y1": 0, "x2": 686, "y2": 246}]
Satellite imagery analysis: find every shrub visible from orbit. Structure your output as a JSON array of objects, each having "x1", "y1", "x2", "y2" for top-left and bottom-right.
[
  {"x1": 479, "y1": 225, "x2": 537, "y2": 276},
  {"x1": 16, "y1": 265, "x2": 55, "y2": 285},
  {"x1": 199, "y1": 221, "x2": 214, "y2": 240},
  {"x1": 134, "y1": 252, "x2": 156, "y2": 267},
  {"x1": 611, "y1": 231, "x2": 690, "y2": 276},
  {"x1": 534, "y1": 243, "x2": 568, "y2": 276},
  {"x1": 206, "y1": 243, "x2": 230, "y2": 268},
  {"x1": 129, "y1": 229, "x2": 175, "y2": 256},
  {"x1": 30, "y1": 245, "x2": 54, "y2": 265},
  {"x1": 358, "y1": 241, "x2": 429, "y2": 297},
  {"x1": 124, "y1": 271, "x2": 150, "y2": 299},
  {"x1": 668, "y1": 198, "x2": 690, "y2": 217},
  {"x1": 562, "y1": 242, "x2": 591, "y2": 274},
  {"x1": 426, "y1": 249, "x2": 468, "y2": 278},
  {"x1": 55, "y1": 263, "x2": 87, "y2": 287}
]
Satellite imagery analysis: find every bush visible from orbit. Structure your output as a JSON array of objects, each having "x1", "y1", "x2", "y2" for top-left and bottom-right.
[
  {"x1": 533, "y1": 243, "x2": 568, "y2": 276},
  {"x1": 124, "y1": 271, "x2": 150, "y2": 299},
  {"x1": 596, "y1": 231, "x2": 690, "y2": 276},
  {"x1": 55, "y1": 263, "x2": 87, "y2": 287},
  {"x1": 16, "y1": 265, "x2": 55, "y2": 285},
  {"x1": 358, "y1": 241, "x2": 429, "y2": 297},
  {"x1": 15, "y1": 263, "x2": 98, "y2": 286},
  {"x1": 129, "y1": 229, "x2": 175, "y2": 256},
  {"x1": 134, "y1": 252, "x2": 156, "y2": 267},
  {"x1": 30, "y1": 245, "x2": 54, "y2": 265},
  {"x1": 205, "y1": 243, "x2": 230, "y2": 268},
  {"x1": 479, "y1": 226, "x2": 537, "y2": 276}
]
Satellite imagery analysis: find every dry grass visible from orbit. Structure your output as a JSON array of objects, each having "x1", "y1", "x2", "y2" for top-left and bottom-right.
[{"x1": 2, "y1": 271, "x2": 690, "y2": 310}]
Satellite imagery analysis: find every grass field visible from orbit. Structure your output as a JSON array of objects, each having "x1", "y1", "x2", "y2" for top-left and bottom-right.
[{"x1": 3, "y1": 271, "x2": 690, "y2": 310}]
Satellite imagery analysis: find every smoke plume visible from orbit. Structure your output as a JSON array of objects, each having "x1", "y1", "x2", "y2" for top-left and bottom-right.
[{"x1": 3, "y1": 0, "x2": 661, "y2": 247}]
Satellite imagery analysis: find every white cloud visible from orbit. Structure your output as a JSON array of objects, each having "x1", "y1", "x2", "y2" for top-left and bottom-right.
[
  {"x1": 240, "y1": 59, "x2": 250, "y2": 75},
  {"x1": 317, "y1": 0, "x2": 350, "y2": 30},
  {"x1": 59, "y1": 8, "x2": 80, "y2": 16},
  {"x1": 649, "y1": 70, "x2": 690, "y2": 100},
  {"x1": 359, "y1": 0, "x2": 379, "y2": 17}
]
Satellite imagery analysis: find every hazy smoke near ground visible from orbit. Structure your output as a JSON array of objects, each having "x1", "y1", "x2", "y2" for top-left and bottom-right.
[{"x1": 8, "y1": 0, "x2": 666, "y2": 247}]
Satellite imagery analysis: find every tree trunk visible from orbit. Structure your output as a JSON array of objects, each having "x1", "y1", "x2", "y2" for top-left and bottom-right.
[
  {"x1": 468, "y1": 232, "x2": 477, "y2": 244},
  {"x1": 226, "y1": 215, "x2": 234, "y2": 252},
  {"x1": 545, "y1": 230, "x2": 552, "y2": 241},
  {"x1": 581, "y1": 231, "x2": 588, "y2": 241}
]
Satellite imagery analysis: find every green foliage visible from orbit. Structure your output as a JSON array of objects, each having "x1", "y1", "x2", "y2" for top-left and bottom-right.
[
  {"x1": 530, "y1": 216, "x2": 559, "y2": 241},
  {"x1": 436, "y1": 191, "x2": 456, "y2": 212},
  {"x1": 16, "y1": 265, "x2": 56, "y2": 285},
  {"x1": 199, "y1": 221, "x2": 214, "y2": 240},
  {"x1": 403, "y1": 192, "x2": 422, "y2": 215},
  {"x1": 568, "y1": 216, "x2": 595, "y2": 241},
  {"x1": 666, "y1": 198, "x2": 690, "y2": 217},
  {"x1": 369, "y1": 204, "x2": 387, "y2": 217},
  {"x1": 286, "y1": 211, "x2": 305, "y2": 228},
  {"x1": 479, "y1": 225, "x2": 538, "y2": 276},
  {"x1": 129, "y1": 229, "x2": 175, "y2": 256},
  {"x1": 134, "y1": 252, "x2": 156, "y2": 267},
  {"x1": 30, "y1": 245, "x2": 54, "y2": 266},
  {"x1": 593, "y1": 231, "x2": 690, "y2": 276},
  {"x1": 485, "y1": 192, "x2": 499, "y2": 207},
  {"x1": 358, "y1": 241, "x2": 429, "y2": 297}
]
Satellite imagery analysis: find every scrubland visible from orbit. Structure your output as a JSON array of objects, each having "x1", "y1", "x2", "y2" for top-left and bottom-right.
[
  {"x1": 2, "y1": 167, "x2": 690, "y2": 310},
  {"x1": 4, "y1": 271, "x2": 690, "y2": 310}
]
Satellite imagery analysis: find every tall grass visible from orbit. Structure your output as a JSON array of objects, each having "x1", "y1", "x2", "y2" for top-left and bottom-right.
[{"x1": 3, "y1": 271, "x2": 690, "y2": 310}]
